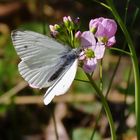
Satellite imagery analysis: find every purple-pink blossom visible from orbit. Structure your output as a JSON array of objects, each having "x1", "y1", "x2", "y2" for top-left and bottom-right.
[
  {"x1": 80, "y1": 31, "x2": 105, "y2": 73},
  {"x1": 48, "y1": 16, "x2": 117, "y2": 73},
  {"x1": 89, "y1": 17, "x2": 117, "y2": 47}
]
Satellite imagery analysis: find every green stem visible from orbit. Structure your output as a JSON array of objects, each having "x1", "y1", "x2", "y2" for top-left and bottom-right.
[
  {"x1": 99, "y1": 59, "x2": 103, "y2": 91},
  {"x1": 90, "y1": 50, "x2": 123, "y2": 140},
  {"x1": 124, "y1": 0, "x2": 130, "y2": 24},
  {"x1": 74, "y1": 78, "x2": 90, "y2": 83},
  {"x1": 90, "y1": 111, "x2": 102, "y2": 140},
  {"x1": 51, "y1": 108, "x2": 59, "y2": 140},
  {"x1": 70, "y1": 30, "x2": 74, "y2": 47},
  {"x1": 86, "y1": 73, "x2": 116, "y2": 140},
  {"x1": 110, "y1": 47, "x2": 131, "y2": 56},
  {"x1": 106, "y1": 0, "x2": 140, "y2": 138},
  {"x1": 93, "y1": 0, "x2": 111, "y2": 10},
  {"x1": 131, "y1": 7, "x2": 139, "y2": 27}
]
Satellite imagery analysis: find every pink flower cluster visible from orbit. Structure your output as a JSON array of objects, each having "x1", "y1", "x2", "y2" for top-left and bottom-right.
[
  {"x1": 49, "y1": 16, "x2": 117, "y2": 73},
  {"x1": 79, "y1": 17, "x2": 117, "y2": 73}
]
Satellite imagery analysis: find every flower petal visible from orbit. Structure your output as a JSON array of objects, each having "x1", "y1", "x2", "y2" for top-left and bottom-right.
[
  {"x1": 89, "y1": 17, "x2": 104, "y2": 30},
  {"x1": 94, "y1": 43, "x2": 105, "y2": 59},
  {"x1": 95, "y1": 23, "x2": 107, "y2": 37},
  {"x1": 83, "y1": 58, "x2": 97, "y2": 73},
  {"x1": 101, "y1": 19, "x2": 117, "y2": 38},
  {"x1": 81, "y1": 31, "x2": 96, "y2": 48},
  {"x1": 106, "y1": 36, "x2": 116, "y2": 47}
]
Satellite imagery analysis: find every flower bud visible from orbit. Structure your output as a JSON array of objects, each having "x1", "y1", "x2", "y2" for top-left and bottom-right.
[
  {"x1": 63, "y1": 16, "x2": 70, "y2": 27},
  {"x1": 89, "y1": 18, "x2": 100, "y2": 33},
  {"x1": 49, "y1": 25, "x2": 55, "y2": 32},
  {"x1": 63, "y1": 16, "x2": 74, "y2": 29},
  {"x1": 54, "y1": 24, "x2": 60, "y2": 31},
  {"x1": 74, "y1": 17, "x2": 80, "y2": 24},
  {"x1": 75, "y1": 31, "x2": 81, "y2": 39},
  {"x1": 49, "y1": 24, "x2": 58, "y2": 37},
  {"x1": 68, "y1": 16, "x2": 72, "y2": 22},
  {"x1": 63, "y1": 16, "x2": 68, "y2": 23}
]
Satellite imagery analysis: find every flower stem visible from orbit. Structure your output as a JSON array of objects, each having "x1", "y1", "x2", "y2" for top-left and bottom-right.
[
  {"x1": 51, "y1": 108, "x2": 59, "y2": 140},
  {"x1": 99, "y1": 59, "x2": 103, "y2": 91},
  {"x1": 74, "y1": 78, "x2": 90, "y2": 83},
  {"x1": 105, "y1": 0, "x2": 140, "y2": 138},
  {"x1": 70, "y1": 30, "x2": 74, "y2": 47},
  {"x1": 86, "y1": 73, "x2": 116, "y2": 140},
  {"x1": 110, "y1": 47, "x2": 131, "y2": 56}
]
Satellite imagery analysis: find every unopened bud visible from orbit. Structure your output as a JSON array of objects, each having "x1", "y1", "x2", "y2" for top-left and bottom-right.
[
  {"x1": 75, "y1": 31, "x2": 81, "y2": 39},
  {"x1": 54, "y1": 24, "x2": 60, "y2": 30}
]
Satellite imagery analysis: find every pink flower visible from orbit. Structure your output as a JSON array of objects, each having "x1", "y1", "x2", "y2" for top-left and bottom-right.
[
  {"x1": 80, "y1": 31, "x2": 105, "y2": 73},
  {"x1": 89, "y1": 17, "x2": 117, "y2": 47}
]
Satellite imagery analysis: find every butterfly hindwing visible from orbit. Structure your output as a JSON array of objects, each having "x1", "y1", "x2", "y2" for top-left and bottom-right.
[{"x1": 43, "y1": 59, "x2": 78, "y2": 105}]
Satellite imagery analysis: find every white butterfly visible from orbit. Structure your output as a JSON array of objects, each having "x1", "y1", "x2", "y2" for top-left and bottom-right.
[{"x1": 11, "y1": 30, "x2": 80, "y2": 105}]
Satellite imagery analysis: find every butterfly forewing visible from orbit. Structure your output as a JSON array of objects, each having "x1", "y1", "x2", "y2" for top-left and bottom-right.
[{"x1": 11, "y1": 30, "x2": 69, "y2": 62}]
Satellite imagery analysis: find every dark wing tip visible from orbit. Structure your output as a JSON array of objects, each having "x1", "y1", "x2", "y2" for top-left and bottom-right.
[
  {"x1": 11, "y1": 29, "x2": 26, "y2": 42},
  {"x1": 11, "y1": 29, "x2": 25, "y2": 37},
  {"x1": 11, "y1": 29, "x2": 16, "y2": 36},
  {"x1": 11, "y1": 30, "x2": 17, "y2": 42}
]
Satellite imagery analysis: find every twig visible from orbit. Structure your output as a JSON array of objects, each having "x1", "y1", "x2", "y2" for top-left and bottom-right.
[
  {"x1": 0, "y1": 94, "x2": 95, "y2": 105},
  {"x1": 0, "y1": 81, "x2": 28, "y2": 104}
]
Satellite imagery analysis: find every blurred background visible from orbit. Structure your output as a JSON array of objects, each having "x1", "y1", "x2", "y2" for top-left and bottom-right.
[{"x1": 0, "y1": 0, "x2": 140, "y2": 140}]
